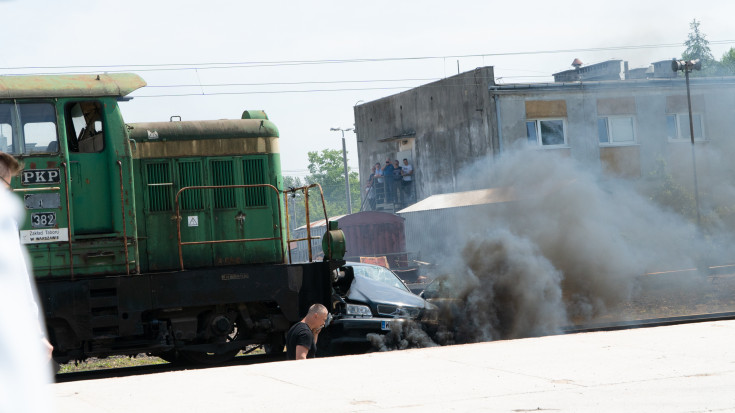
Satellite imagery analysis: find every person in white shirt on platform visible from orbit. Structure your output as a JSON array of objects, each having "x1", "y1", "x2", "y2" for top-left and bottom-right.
[
  {"x1": 400, "y1": 158, "x2": 414, "y2": 206},
  {"x1": 0, "y1": 151, "x2": 54, "y2": 412}
]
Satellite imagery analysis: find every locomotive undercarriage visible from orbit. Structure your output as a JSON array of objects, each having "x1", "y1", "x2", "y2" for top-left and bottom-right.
[{"x1": 38, "y1": 261, "x2": 333, "y2": 364}]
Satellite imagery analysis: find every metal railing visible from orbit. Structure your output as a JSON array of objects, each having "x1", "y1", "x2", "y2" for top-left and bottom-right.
[
  {"x1": 283, "y1": 184, "x2": 329, "y2": 264},
  {"x1": 362, "y1": 178, "x2": 416, "y2": 212}
]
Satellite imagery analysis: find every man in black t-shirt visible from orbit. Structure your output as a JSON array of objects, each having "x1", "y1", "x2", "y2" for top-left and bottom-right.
[{"x1": 286, "y1": 303, "x2": 329, "y2": 360}]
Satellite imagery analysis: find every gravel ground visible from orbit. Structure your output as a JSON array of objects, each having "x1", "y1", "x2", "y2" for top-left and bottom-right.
[{"x1": 596, "y1": 272, "x2": 735, "y2": 322}]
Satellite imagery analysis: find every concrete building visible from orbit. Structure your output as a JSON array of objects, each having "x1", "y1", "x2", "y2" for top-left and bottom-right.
[
  {"x1": 354, "y1": 59, "x2": 735, "y2": 206},
  {"x1": 354, "y1": 59, "x2": 735, "y2": 262},
  {"x1": 354, "y1": 67, "x2": 498, "y2": 206}
]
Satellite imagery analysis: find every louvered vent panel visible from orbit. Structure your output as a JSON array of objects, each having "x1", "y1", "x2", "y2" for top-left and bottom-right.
[
  {"x1": 146, "y1": 163, "x2": 172, "y2": 212},
  {"x1": 243, "y1": 159, "x2": 266, "y2": 207},
  {"x1": 178, "y1": 161, "x2": 203, "y2": 210},
  {"x1": 211, "y1": 160, "x2": 235, "y2": 209}
]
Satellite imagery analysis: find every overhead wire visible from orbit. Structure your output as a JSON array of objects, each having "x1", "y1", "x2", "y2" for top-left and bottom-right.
[
  {"x1": 4, "y1": 40, "x2": 734, "y2": 98},
  {"x1": 2, "y1": 39, "x2": 735, "y2": 75}
]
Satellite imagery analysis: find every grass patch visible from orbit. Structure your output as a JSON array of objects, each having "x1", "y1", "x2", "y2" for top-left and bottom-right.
[
  {"x1": 58, "y1": 355, "x2": 166, "y2": 374},
  {"x1": 57, "y1": 346, "x2": 268, "y2": 374}
]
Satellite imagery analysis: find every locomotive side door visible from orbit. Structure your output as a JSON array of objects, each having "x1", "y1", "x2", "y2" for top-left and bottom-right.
[{"x1": 64, "y1": 101, "x2": 114, "y2": 235}]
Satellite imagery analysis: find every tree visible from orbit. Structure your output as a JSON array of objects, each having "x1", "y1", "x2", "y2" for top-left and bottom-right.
[
  {"x1": 682, "y1": 19, "x2": 714, "y2": 63},
  {"x1": 721, "y1": 47, "x2": 735, "y2": 75},
  {"x1": 282, "y1": 149, "x2": 361, "y2": 230},
  {"x1": 681, "y1": 19, "x2": 718, "y2": 76},
  {"x1": 304, "y1": 149, "x2": 360, "y2": 218}
]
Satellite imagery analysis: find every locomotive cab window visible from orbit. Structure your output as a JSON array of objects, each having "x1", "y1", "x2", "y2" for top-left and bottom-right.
[
  {"x1": 0, "y1": 102, "x2": 59, "y2": 154},
  {"x1": 66, "y1": 101, "x2": 105, "y2": 153}
]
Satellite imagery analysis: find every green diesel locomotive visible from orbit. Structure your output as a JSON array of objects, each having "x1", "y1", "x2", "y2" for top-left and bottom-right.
[{"x1": 1, "y1": 73, "x2": 343, "y2": 363}]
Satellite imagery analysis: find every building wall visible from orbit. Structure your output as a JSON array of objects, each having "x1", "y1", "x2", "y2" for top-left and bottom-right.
[
  {"x1": 354, "y1": 67, "x2": 497, "y2": 201},
  {"x1": 494, "y1": 79, "x2": 735, "y2": 184},
  {"x1": 356, "y1": 68, "x2": 735, "y2": 217},
  {"x1": 356, "y1": 68, "x2": 735, "y2": 264}
]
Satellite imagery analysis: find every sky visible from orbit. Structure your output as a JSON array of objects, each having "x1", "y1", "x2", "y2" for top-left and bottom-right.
[{"x1": 1, "y1": 0, "x2": 733, "y2": 179}]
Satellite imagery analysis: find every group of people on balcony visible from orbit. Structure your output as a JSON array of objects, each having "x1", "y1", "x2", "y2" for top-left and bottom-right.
[{"x1": 366, "y1": 158, "x2": 413, "y2": 210}]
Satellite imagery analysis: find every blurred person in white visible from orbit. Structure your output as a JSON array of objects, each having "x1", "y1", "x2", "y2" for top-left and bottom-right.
[{"x1": 0, "y1": 151, "x2": 54, "y2": 412}]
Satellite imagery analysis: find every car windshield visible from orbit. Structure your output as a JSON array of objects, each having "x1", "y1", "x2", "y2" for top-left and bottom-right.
[{"x1": 352, "y1": 265, "x2": 409, "y2": 292}]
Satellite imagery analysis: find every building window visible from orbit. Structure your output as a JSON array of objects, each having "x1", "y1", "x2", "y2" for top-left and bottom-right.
[
  {"x1": 666, "y1": 113, "x2": 704, "y2": 141},
  {"x1": 598, "y1": 116, "x2": 635, "y2": 145},
  {"x1": 526, "y1": 119, "x2": 566, "y2": 146}
]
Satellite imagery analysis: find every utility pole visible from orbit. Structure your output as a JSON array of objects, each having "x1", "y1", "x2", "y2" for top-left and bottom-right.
[
  {"x1": 672, "y1": 58, "x2": 702, "y2": 229},
  {"x1": 330, "y1": 127, "x2": 354, "y2": 214}
]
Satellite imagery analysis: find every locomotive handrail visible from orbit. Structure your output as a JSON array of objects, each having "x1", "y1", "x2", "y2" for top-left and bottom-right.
[
  {"x1": 11, "y1": 186, "x2": 60, "y2": 192},
  {"x1": 117, "y1": 161, "x2": 132, "y2": 276},
  {"x1": 60, "y1": 162, "x2": 74, "y2": 279},
  {"x1": 283, "y1": 183, "x2": 329, "y2": 264},
  {"x1": 174, "y1": 184, "x2": 284, "y2": 271}
]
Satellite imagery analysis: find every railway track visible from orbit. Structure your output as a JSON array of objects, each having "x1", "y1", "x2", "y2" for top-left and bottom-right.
[
  {"x1": 564, "y1": 311, "x2": 735, "y2": 334},
  {"x1": 56, "y1": 312, "x2": 735, "y2": 382}
]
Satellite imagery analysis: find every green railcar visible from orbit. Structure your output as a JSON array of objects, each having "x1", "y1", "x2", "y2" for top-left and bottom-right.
[
  {"x1": 1, "y1": 73, "x2": 343, "y2": 363},
  {"x1": 128, "y1": 114, "x2": 287, "y2": 272}
]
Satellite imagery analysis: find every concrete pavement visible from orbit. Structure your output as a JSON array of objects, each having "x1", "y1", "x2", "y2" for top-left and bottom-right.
[{"x1": 54, "y1": 320, "x2": 735, "y2": 412}]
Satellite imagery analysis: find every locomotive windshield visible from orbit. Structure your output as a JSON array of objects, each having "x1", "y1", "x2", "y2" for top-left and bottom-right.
[{"x1": 0, "y1": 102, "x2": 58, "y2": 155}]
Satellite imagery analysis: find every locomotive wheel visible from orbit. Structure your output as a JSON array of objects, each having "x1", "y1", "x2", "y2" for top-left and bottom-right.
[{"x1": 179, "y1": 313, "x2": 242, "y2": 365}]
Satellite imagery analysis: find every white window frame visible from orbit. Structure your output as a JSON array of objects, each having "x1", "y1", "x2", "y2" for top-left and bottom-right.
[
  {"x1": 598, "y1": 116, "x2": 637, "y2": 146},
  {"x1": 666, "y1": 113, "x2": 705, "y2": 142},
  {"x1": 526, "y1": 118, "x2": 567, "y2": 147}
]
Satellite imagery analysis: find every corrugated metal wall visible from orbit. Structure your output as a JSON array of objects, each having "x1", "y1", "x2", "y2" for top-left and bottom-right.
[
  {"x1": 340, "y1": 212, "x2": 406, "y2": 268},
  {"x1": 289, "y1": 211, "x2": 409, "y2": 267}
]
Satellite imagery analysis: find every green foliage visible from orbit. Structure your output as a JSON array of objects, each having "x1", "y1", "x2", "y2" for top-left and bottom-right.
[
  {"x1": 720, "y1": 48, "x2": 735, "y2": 75},
  {"x1": 680, "y1": 19, "x2": 727, "y2": 76},
  {"x1": 646, "y1": 157, "x2": 696, "y2": 219},
  {"x1": 58, "y1": 355, "x2": 166, "y2": 373},
  {"x1": 282, "y1": 148, "x2": 361, "y2": 230},
  {"x1": 682, "y1": 19, "x2": 714, "y2": 64}
]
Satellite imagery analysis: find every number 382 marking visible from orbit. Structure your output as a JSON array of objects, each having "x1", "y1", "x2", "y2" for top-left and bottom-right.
[{"x1": 31, "y1": 212, "x2": 57, "y2": 228}]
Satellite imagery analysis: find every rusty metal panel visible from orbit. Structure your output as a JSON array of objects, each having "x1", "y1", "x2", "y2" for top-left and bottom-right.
[
  {"x1": 0, "y1": 73, "x2": 146, "y2": 99},
  {"x1": 525, "y1": 100, "x2": 567, "y2": 118},
  {"x1": 666, "y1": 94, "x2": 705, "y2": 113},
  {"x1": 597, "y1": 97, "x2": 637, "y2": 115},
  {"x1": 339, "y1": 211, "x2": 406, "y2": 268},
  {"x1": 600, "y1": 146, "x2": 641, "y2": 178}
]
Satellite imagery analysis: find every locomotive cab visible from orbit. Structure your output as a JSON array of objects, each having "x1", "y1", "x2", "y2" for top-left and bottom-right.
[{"x1": 1, "y1": 74, "x2": 145, "y2": 278}]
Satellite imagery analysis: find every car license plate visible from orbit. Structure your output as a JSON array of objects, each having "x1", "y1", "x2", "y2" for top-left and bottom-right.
[{"x1": 381, "y1": 321, "x2": 391, "y2": 331}]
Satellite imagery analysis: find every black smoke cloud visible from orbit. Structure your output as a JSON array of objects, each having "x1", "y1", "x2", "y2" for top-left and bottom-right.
[
  {"x1": 370, "y1": 145, "x2": 735, "y2": 349},
  {"x1": 367, "y1": 319, "x2": 437, "y2": 351},
  {"x1": 428, "y1": 147, "x2": 729, "y2": 342}
]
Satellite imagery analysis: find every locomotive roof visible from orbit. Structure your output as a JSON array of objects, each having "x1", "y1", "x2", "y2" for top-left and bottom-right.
[
  {"x1": 0, "y1": 73, "x2": 146, "y2": 99},
  {"x1": 127, "y1": 119, "x2": 280, "y2": 142}
]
